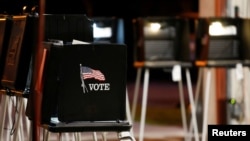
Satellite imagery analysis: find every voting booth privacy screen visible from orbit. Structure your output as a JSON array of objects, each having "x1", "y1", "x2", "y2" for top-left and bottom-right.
[
  {"x1": 1, "y1": 15, "x2": 38, "y2": 90},
  {"x1": 92, "y1": 17, "x2": 125, "y2": 44},
  {"x1": 0, "y1": 17, "x2": 7, "y2": 88},
  {"x1": 41, "y1": 43, "x2": 128, "y2": 123},
  {"x1": 133, "y1": 17, "x2": 191, "y2": 63},
  {"x1": 195, "y1": 17, "x2": 250, "y2": 62}
]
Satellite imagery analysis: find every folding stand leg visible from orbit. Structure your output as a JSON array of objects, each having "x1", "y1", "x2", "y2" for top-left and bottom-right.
[
  {"x1": 187, "y1": 68, "x2": 203, "y2": 141},
  {"x1": 74, "y1": 132, "x2": 81, "y2": 141},
  {"x1": 64, "y1": 133, "x2": 70, "y2": 141},
  {"x1": 0, "y1": 94, "x2": 8, "y2": 141},
  {"x1": 7, "y1": 96, "x2": 16, "y2": 141},
  {"x1": 201, "y1": 68, "x2": 212, "y2": 141},
  {"x1": 126, "y1": 89, "x2": 134, "y2": 136},
  {"x1": 138, "y1": 68, "x2": 150, "y2": 141},
  {"x1": 185, "y1": 68, "x2": 199, "y2": 141},
  {"x1": 13, "y1": 97, "x2": 25, "y2": 141},
  {"x1": 59, "y1": 132, "x2": 75, "y2": 141},
  {"x1": 23, "y1": 98, "x2": 31, "y2": 141},
  {"x1": 177, "y1": 76, "x2": 188, "y2": 141},
  {"x1": 93, "y1": 132, "x2": 98, "y2": 141},
  {"x1": 101, "y1": 132, "x2": 107, "y2": 141},
  {"x1": 43, "y1": 128, "x2": 49, "y2": 141},
  {"x1": 1, "y1": 95, "x2": 13, "y2": 141},
  {"x1": 28, "y1": 121, "x2": 33, "y2": 141},
  {"x1": 118, "y1": 131, "x2": 136, "y2": 141},
  {"x1": 59, "y1": 133, "x2": 62, "y2": 141},
  {"x1": 131, "y1": 68, "x2": 142, "y2": 121},
  {"x1": 62, "y1": 132, "x2": 80, "y2": 141},
  {"x1": 44, "y1": 126, "x2": 81, "y2": 141},
  {"x1": 0, "y1": 95, "x2": 3, "y2": 135}
]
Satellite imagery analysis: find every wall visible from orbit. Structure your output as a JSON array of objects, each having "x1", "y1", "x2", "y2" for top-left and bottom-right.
[{"x1": 225, "y1": 0, "x2": 250, "y2": 124}]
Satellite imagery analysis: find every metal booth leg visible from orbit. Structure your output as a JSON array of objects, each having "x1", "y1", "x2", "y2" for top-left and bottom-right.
[
  {"x1": 177, "y1": 73, "x2": 188, "y2": 141},
  {"x1": 138, "y1": 68, "x2": 150, "y2": 141},
  {"x1": 185, "y1": 68, "x2": 200, "y2": 141},
  {"x1": 131, "y1": 68, "x2": 142, "y2": 121},
  {"x1": 0, "y1": 95, "x2": 9, "y2": 141},
  {"x1": 188, "y1": 68, "x2": 203, "y2": 141},
  {"x1": 201, "y1": 68, "x2": 212, "y2": 141},
  {"x1": 126, "y1": 88, "x2": 135, "y2": 136}
]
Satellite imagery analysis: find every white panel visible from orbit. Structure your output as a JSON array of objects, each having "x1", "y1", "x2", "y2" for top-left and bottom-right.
[
  {"x1": 199, "y1": 0, "x2": 215, "y2": 17},
  {"x1": 226, "y1": 0, "x2": 250, "y2": 124},
  {"x1": 227, "y1": 0, "x2": 250, "y2": 18},
  {"x1": 203, "y1": 68, "x2": 217, "y2": 124},
  {"x1": 243, "y1": 67, "x2": 250, "y2": 123}
]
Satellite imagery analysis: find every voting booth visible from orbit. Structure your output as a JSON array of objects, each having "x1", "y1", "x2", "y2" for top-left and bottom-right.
[
  {"x1": 131, "y1": 16, "x2": 198, "y2": 141},
  {"x1": 133, "y1": 16, "x2": 191, "y2": 64},
  {"x1": 92, "y1": 17, "x2": 125, "y2": 44},
  {"x1": 41, "y1": 43, "x2": 134, "y2": 141},
  {"x1": 195, "y1": 17, "x2": 248, "y2": 67},
  {"x1": 1, "y1": 15, "x2": 38, "y2": 90}
]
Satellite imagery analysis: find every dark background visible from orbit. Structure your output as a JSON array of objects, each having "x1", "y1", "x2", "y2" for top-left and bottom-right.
[
  {"x1": 0, "y1": 0, "x2": 199, "y2": 81},
  {"x1": 0, "y1": 0, "x2": 198, "y2": 17}
]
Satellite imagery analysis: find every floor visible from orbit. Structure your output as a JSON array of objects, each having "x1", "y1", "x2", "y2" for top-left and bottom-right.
[{"x1": 129, "y1": 122, "x2": 185, "y2": 141}]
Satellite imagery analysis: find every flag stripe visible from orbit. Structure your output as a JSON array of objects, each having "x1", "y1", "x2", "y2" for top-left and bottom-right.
[{"x1": 81, "y1": 66, "x2": 105, "y2": 81}]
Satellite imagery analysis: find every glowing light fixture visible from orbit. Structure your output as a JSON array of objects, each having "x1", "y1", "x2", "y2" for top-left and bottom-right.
[
  {"x1": 149, "y1": 22, "x2": 161, "y2": 32},
  {"x1": 93, "y1": 23, "x2": 112, "y2": 38},
  {"x1": 209, "y1": 21, "x2": 237, "y2": 36}
]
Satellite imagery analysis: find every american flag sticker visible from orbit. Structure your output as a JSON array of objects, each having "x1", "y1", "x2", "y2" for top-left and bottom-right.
[
  {"x1": 80, "y1": 66, "x2": 105, "y2": 81},
  {"x1": 79, "y1": 64, "x2": 106, "y2": 93}
]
